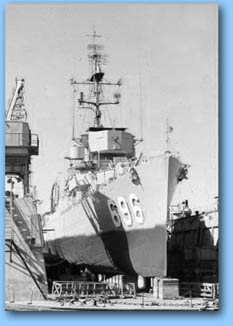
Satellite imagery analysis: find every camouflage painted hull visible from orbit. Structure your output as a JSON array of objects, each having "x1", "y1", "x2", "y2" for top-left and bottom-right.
[{"x1": 43, "y1": 154, "x2": 182, "y2": 277}]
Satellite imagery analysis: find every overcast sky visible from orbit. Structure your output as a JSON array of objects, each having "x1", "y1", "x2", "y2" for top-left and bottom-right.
[{"x1": 5, "y1": 3, "x2": 218, "y2": 211}]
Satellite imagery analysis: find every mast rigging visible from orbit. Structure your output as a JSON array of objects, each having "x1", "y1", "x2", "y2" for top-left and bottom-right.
[{"x1": 71, "y1": 31, "x2": 121, "y2": 128}]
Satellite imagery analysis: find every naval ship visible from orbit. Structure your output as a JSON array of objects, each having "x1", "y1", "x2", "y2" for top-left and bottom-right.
[{"x1": 43, "y1": 32, "x2": 188, "y2": 279}]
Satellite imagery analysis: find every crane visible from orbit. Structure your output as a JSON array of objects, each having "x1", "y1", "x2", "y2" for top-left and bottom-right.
[{"x1": 6, "y1": 78, "x2": 27, "y2": 121}]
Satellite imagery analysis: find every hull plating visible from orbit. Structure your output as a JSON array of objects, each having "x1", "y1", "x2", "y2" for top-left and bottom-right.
[{"x1": 44, "y1": 154, "x2": 181, "y2": 277}]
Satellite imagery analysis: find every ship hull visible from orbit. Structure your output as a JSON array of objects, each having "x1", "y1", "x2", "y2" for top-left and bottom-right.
[{"x1": 44, "y1": 154, "x2": 182, "y2": 277}]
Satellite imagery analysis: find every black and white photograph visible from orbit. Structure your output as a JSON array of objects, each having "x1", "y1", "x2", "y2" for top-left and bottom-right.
[{"x1": 5, "y1": 3, "x2": 218, "y2": 311}]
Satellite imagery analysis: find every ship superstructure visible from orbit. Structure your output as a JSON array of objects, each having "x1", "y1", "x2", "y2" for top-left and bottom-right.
[{"x1": 43, "y1": 32, "x2": 188, "y2": 280}]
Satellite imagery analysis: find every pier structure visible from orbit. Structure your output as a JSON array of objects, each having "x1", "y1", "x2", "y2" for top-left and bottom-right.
[{"x1": 5, "y1": 78, "x2": 48, "y2": 303}]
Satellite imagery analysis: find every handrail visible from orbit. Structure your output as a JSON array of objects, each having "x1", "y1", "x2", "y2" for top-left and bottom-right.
[
  {"x1": 11, "y1": 241, "x2": 47, "y2": 299},
  {"x1": 13, "y1": 199, "x2": 42, "y2": 247}
]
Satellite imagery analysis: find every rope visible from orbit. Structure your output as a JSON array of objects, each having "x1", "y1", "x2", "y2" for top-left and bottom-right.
[{"x1": 45, "y1": 259, "x2": 67, "y2": 267}]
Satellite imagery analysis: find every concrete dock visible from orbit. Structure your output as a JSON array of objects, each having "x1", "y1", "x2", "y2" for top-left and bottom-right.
[{"x1": 5, "y1": 293, "x2": 219, "y2": 311}]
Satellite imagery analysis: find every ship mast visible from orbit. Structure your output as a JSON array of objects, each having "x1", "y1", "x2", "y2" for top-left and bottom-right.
[{"x1": 71, "y1": 30, "x2": 121, "y2": 128}]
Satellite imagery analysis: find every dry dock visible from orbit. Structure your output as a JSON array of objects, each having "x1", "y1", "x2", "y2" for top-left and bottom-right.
[{"x1": 5, "y1": 293, "x2": 219, "y2": 311}]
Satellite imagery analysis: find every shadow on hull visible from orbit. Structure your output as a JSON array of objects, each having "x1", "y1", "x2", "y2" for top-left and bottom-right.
[{"x1": 44, "y1": 223, "x2": 166, "y2": 281}]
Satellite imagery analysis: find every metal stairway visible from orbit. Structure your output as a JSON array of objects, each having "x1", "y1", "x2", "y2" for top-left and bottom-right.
[
  {"x1": 5, "y1": 197, "x2": 48, "y2": 301},
  {"x1": 5, "y1": 202, "x2": 12, "y2": 241}
]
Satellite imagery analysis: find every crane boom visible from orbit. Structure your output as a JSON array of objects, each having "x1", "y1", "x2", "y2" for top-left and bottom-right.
[{"x1": 6, "y1": 78, "x2": 27, "y2": 121}]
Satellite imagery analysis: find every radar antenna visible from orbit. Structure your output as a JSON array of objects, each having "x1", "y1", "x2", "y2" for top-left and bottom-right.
[{"x1": 71, "y1": 30, "x2": 121, "y2": 128}]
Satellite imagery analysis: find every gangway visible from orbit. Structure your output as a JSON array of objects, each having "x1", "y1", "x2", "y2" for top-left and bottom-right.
[{"x1": 50, "y1": 280, "x2": 136, "y2": 303}]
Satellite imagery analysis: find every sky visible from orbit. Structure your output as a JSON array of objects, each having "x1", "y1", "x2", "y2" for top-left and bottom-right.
[{"x1": 5, "y1": 3, "x2": 218, "y2": 212}]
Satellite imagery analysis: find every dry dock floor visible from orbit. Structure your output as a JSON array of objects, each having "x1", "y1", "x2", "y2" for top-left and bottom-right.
[{"x1": 5, "y1": 294, "x2": 219, "y2": 311}]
